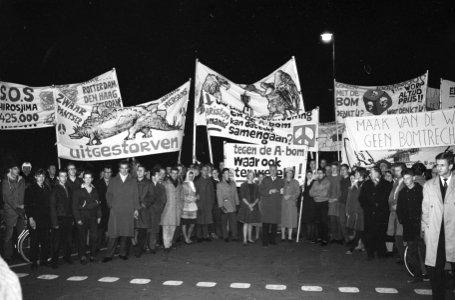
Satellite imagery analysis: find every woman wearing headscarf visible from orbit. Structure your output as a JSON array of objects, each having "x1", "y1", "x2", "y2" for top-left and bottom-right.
[
  {"x1": 181, "y1": 170, "x2": 198, "y2": 244},
  {"x1": 280, "y1": 168, "x2": 301, "y2": 242},
  {"x1": 238, "y1": 171, "x2": 261, "y2": 245}
]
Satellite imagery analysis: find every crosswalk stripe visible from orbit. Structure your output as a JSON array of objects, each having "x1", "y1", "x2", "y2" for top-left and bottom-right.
[
  {"x1": 196, "y1": 282, "x2": 217, "y2": 287},
  {"x1": 163, "y1": 280, "x2": 183, "y2": 286},
  {"x1": 67, "y1": 276, "x2": 88, "y2": 281},
  {"x1": 15, "y1": 273, "x2": 29, "y2": 278},
  {"x1": 338, "y1": 287, "x2": 359, "y2": 293},
  {"x1": 375, "y1": 287, "x2": 398, "y2": 294},
  {"x1": 230, "y1": 283, "x2": 250, "y2": 289},
  {"x1": 130, "y1": 278, "x2": 151, "y2": 284},
  {"x1": 37, "y1": 274, "x2": 58, "y2": 280},
  {"x1": 98, "y1": 277, "x2": 119, "y2": 283},
  {"x1": 265, "y1": 284, "x2": 287, "y2": 290},
  {"x1": 414, "y1": 289, "x2": 432, "y2": 295},
  {"x1": 301, "y1": 286, "x2": 323, "y2": 292}
]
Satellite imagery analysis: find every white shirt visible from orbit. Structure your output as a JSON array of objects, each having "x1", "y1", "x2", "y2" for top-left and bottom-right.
[
  {"x1": 394, "y1": 178, "x2": 404, "y2": 199},
  {"x1": 120, "y1": 173, "x2": 128, "y2": 183},
  {"x1": 440, "y1": 173, "x2": 452, "y2": 189}
]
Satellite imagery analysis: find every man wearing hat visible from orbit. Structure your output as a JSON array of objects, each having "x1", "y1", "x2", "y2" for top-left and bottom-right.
[{"x1": 1, "y1": 162, "x2": 26, "y2": 262}]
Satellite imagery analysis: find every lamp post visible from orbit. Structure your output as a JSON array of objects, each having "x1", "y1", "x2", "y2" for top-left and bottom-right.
[{"x1": 320, "y1": 32, "x2": 340, "y2": 161}]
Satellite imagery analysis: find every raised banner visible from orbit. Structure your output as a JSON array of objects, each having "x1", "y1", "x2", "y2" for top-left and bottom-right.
[
  {"x1": 206, "y1": 104, "x2": 318, "y2": 152},
  {"x1": 341, "y1": 132, "x2": 454, "y2": 169},
  {"x1": 195, "y1": 59, "x2": 305, "y2": 125},
  {"x1": 335, "y1": 73, "x2": 428, "y2": 123},
  {"x1": 224, "y1": 143, "x2": 308, "y2": 186},
  {"x1": 0, "y1": 69, "x2": 123, "y2": 129},
  {"x1": 441, "y1": 79, "x2": 455, "y2": 109},
  {"x1": 426, "y1": 87, "x2": 440, "y2": 111},
  {"x1": 0, "y1": 82, "x2": 55, "y2": 129},
  {"x1": 55, "y1": 81, "x2": 189, "y2": 161},
  {"x1": 345, "y1": 109, "x2": 455, "y2": 151},
  {"x1": 318, "y1": 122, "x2": 344, "y2": 152}
]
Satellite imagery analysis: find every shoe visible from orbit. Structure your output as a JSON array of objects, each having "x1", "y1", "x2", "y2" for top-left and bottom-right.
[
  {"x1": 407, "y1": 277, "x2": 423, "y2": 284},
  {"x1": 89, "y1": 256, "x2": 96, "y2": 262},
  {"x1": 63, "y1": 257, "x2": 74, "y2": 265},
  {"x1": 135, "y1": 253, "x2": 142, "y2": 258},
  {"x1": 119, "y1": 255, "x2": 128, "y2": 260},
  {"x1": 80, "y1": 256, "x2": 88, "y2": 265},
  {"x1": 346, "y1": 250, "x2": 353, "y2": 255},
  {"x1": 320, "y1": 240, "x2": 328, "y2": 247},
  {"x1": 150, "y1": 249, "x2": 157, "y2": 254},
  {"x1": 288, "y1": 239, "x2": 293, "y2": 242},
  {"x1": 247, "y1": 240, "x2": 255, "y2": 244},
  {"x1": 31, "y1": 262, "x2": 38, "y2": 270},
  {"x1": 224, "y1": 238, "x2": 229, "y2": 243},
  {"x1": 102, "y1": 257, "x2": 112, "y2": 263},
  {"x1": 243, "y1": 242, "x2": 247, "y2": 246},
  {"x1": 281, "y1": 238, "x2": 286, "y2": 242}
]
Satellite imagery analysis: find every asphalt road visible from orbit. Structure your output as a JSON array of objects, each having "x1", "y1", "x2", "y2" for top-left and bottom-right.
[{"x1": 11, "y1": 239, "x2": 443, "y2": 300}]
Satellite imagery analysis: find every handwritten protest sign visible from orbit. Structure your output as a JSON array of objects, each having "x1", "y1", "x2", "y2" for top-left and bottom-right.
[
  {"x1": 426, "y1": 87, "x2": 440, "y2": 111},
  {"x1": 206, "y1": 103, "x2": 318, "y2": 151},
  {"x1": 441, "y1": 79, "x2": 455, "y2": 109},
  {"x1": 195, "y1": 59, "x2": 305, "y2": 126},
  {"x1": 55, "y1": 81, "x2": 189, "y2": 161},
  {"x1": 318, "y1": 122, "x2": 344, "y2": 152},
  {"x1": 335, "y1": 73, "x2": 428, "y2": 123},
  {"x1": 345, "y1": 108, "x2": 455, "y2": 151},
  {"x1": 224, "y1": 143, "x2": 308, "y2": 186}
]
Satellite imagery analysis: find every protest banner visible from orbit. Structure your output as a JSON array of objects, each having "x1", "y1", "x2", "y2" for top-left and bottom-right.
[
  {"x1": 441, "y1": 79, "x2": 455, "y2": 109},
  {"x1": 335, "y1": 73, "x2": 428, "y2": 123},
  {"x1": 55, "y1": 81, "x2": 189, "y2": 161},
  {"x1": 426, "y1": 87, "x2": 440, "y2": 111},
  {"x1": 341, "y1": 131, "x2": 454, "y2": 169},
  {"x1": 224, "y1": 143, "x2": 308, "y2": 186},
  {"x1": 194, "y1": 58, "x2": 305, "y2": 126},
  {"x1": 0, "y1": 69, "x2": 123, "y2": 130},
  {"x1": 206, "y1": 103, "x2": 318, "y2": 152},
  {"x1": 345, "y1": 108, "x2": 455, "y2": 151},
  {"x1": 318, "y1": 122, "x2": 344, "y2": 152},
  {"x1": 0, "y1": 82, "x2": 55, "y2": 129}
]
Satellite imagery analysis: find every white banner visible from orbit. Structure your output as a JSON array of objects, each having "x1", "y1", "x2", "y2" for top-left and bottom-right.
[
  {"x1": 224, "y1": 143, "x2": 308, "y2": 186},
  {"x1": 426, "y1": 87, "x2": 440, "y2": 111},
  {"x1": 441, "y1": 79, "x2": 455, "y2": 109},
  {"x1": 0, "y1": 69, "x2": 123, "y2": 130},
  {"x1": 345, "y1": 109, "x2": 455, "y2": 151},
  {"x1": 341, "y1": 131, "x2": 454, "y2": 169},
  {"x1": 318, "y1": 122, "x2": 344, "y2": 152},
  {"x1": 335, "y1": 73, "x2": 428, "y2": 123},
  {"x1": 195, "y1": 59, "x2": 305, "y2": 125},
  {"x1": 55, "y1": 81, "x2": 189, "y2": 161},
  {"x1": 206, "y1": 104, "x2": 318, "y2": 152}
]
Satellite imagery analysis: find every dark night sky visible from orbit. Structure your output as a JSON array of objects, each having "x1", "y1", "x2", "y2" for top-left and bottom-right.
[{"x1": 1, "y1": 0, "x2": 454, "y2": 170}]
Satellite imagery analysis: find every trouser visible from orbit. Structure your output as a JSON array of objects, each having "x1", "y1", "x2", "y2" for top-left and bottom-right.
[
  {"x1": 29, "y1": 224, "x2": 51, "y2": 263},
  {"x1": 329, "y1": 215, "x2": 342, "y2": 241},
  {"x1": 2, "y1": 209, "x2": 25, "y2": 260},
  {"x1": 364, "y1": 223, "x2": 387, "y2": 258},
  {"x1": 51, "y1": 217, "x2": 73, "y2": 261},
  {"x1": 76, "y1": 211, "x2": 98, "y2": 258},
  {"x1": 162, "y1": 225, "x2": 177, "y2": 248},
  {"x1": 196, "y1": 224, "x2": 210, "y2": 238},
  {"x1": 395, "y1": 235, "x2": 405, "y2": 261},
  {"x1": 135, "y1": 228, "x2": 148, "y2": 256},
  {"x1": 97, "y1": 212, "x2": 109, "y2": 249},
  {"x1": 347, "y1": 230, "x2": 364, "y2": 251},
  {"x1": 147, "y1": 229, "x2": 158, "y2": 250},
  {"x1": 262, "y1": 223, "x2": 277, "y2": 246},
  {"x1": 221, "y1": 212, "x2": 238, "y2": 239},
  {"x1": 314, "y1": 201, "x2": 328, "y2": 242},
  {"x1": 210, "y1": 207, "x2": 223, "y2": 237},
  {"x1": 338, "y1": 203, "x2": 348, "y2": 241},
  {"x1": 407, "y1": 237, "x2": 426, "y2": 279},
  {"x1": 428, "y1": 221, "x2": 455, "y2": 300},
  {"x1": 105, "y1": 236, "x2": 130, "y2": 258}
]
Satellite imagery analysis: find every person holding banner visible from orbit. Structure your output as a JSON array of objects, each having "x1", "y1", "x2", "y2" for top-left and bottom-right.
[
  {"x1": 259, "y1": 165, "x2": 284, "y2": 247},
  {"x1": 309, "y1": 168, "x2": 331, "y2": 246},
  {"x1": 280, "y1": 168, "x2": 300, "y2": 242},
  {"x1": 217, "y1": 169, "x2": 240, "y2": 242},
  {"x1": 422, "y1": 152, "x2": 455, "y2": 299},
  {"x1": 238, "y1": 171, "x2": 261, "y2": 246}
]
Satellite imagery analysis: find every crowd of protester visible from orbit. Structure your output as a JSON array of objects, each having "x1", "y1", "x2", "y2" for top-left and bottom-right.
[{"x1": 0, "y1": 152, "x2": 454, "y2": 299}]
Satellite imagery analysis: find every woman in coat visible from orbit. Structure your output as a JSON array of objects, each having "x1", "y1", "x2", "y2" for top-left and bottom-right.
[
  {"x1": 280, "y1": 168, "x2": 301, "y2": 242},
  {"x1": 181, "y1": 171, "x2": 198, "y2": 244},
  {"x1": 238, "y1": 171, "x2": 261, "y2": 245}
]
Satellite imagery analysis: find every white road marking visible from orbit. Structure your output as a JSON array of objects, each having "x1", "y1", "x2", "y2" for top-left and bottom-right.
[
  {"x1": 230, "y1": 283, "x2": 250, "y2": 289},
  {"x1": 15, "y1": 273, "x2": 29, "y2": 278},
  {"x1": 196, "y1": 282, "x2": 217, "y2": 287},
  {"x1": 265, "y1": 284, "x2": 287, "y2": 290},
  {"x1": 414, "y1": 289, "x2": 432, "y2": 295},
  {"x1": 98, "y1": 277, "x2": 120, "y2": 283},
  {"x1": 130, "y1": 278, "x2": 151, "y2": 284},
  {"x1": 67, "y1": 276, "x2": 88, "y2": 281},
  {"x1": 338, "y1": 287, "x2": 359, "y2": 293},
  {"x1": 37, "y1": 274, "x2": 58, "y2": 280},
  {"x1": 301, "y1": 286, "x2": 323, "y2": 292},
  {"x1": 163, "y1": 280, "x2": 183, "y2": 286},
  {"x1": 376, "y1": 287, "x2": 398, "y2": 294}
]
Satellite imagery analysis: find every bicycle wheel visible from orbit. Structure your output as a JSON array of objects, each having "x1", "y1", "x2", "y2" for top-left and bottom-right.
[
  {"x1": 404, "y1": 245, "x2": 415, "y2": 277},
  {"x1": 17, "y1": 229, "x2": 31, "y2": 263}
]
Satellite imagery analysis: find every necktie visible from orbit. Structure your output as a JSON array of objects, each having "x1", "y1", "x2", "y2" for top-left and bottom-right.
[{"x1": 443, "y1": 178, "x2": 448, "y2": 199}]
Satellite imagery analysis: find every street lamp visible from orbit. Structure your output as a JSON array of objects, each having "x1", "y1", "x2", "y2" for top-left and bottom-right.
[{"x1": 320, "y1": 32, "x2": 340, "y2": 160}]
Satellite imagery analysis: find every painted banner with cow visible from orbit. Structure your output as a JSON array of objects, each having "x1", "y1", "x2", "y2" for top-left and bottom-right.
[
  {"x1": 335, "y1": 72, "x2": 428, "y2": 123},
  {"x1": 55, "y1": 81, "x2": 189, "y2": 161},
  {"x1": 194, "y1": 59, "x2": 305, "y2": 126}
]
